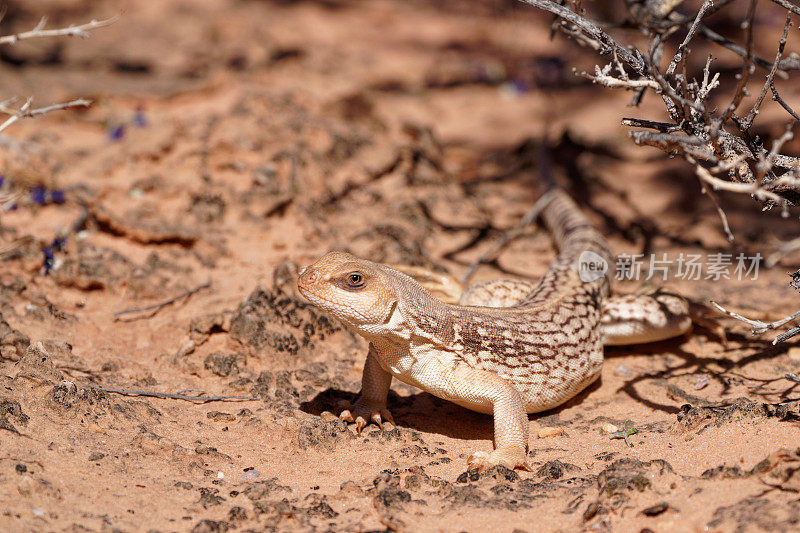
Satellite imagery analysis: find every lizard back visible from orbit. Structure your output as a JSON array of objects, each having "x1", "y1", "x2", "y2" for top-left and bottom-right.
[{"x1": 391, "y1": 189, "x2": 613, "y2": 411}]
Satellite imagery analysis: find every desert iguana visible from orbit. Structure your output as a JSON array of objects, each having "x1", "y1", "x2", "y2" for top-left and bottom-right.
[{"x1": 297, "y1": 188, "x2": 691, "y2": 470}]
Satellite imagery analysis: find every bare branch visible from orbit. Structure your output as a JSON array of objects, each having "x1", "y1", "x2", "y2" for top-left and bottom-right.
[
  {"x1": 92, "y1": 386, "x2": 260, "y2": 403},
  {"x1": 716, "y1": 0, "x2": 758, "y2": 127},
  {"x1": 771, "y1": 77, "x2": 800, "y2": 122},
  {"x1": 666, "y1": 0, "x2": 713, "y2": 76},
  {"x1": 580, "y1": 64, "x2": 659, "y2": 90},
  {"x1": 771, "y1": 0, "x2": 800, "y2": 16},
  {"x1": 114, "y1": 281, "x2": 211, "y2": 320},
  {"x1": 695, "y1": 163, "x2": 784, "y2": 204},
  {"x1": 697, "y1": 24, "x2": 796, "y2": 76},
  {"x1": 517, "y1": 0, "x2": 800, "y2": 234},
  {"x1": 621, "y1": 117, "x2": 681, "y2": 132},
  {"x1": 0, "y1": 98, "x2": 91, "y2": 134},
  {"x1": 700, "y1": 182, "x2": 735, "y2": 242},
  {"x1": 0, "y1": 14, "x2": 118, "y2": 45},
  {"x1": 743, "y1": 13, "x2": 793, "y2": 129},
  {"x1": 630, "y1": 131, "x2": 715, "y2": 160},
  {"x1": 711, "y1": 301, "x2": 800, "y2": 344},
  {"x1": 517, "y1": 0, "x2": 646, "y2": 75}
]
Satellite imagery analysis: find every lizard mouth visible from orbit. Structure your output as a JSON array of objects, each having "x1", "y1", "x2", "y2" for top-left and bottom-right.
[
  {"x1": 297, "y1": 285, "x2": 374, "y2": 329},
  {"x1": 297, "y1": 286, "x2": 347, "y2": 315}
]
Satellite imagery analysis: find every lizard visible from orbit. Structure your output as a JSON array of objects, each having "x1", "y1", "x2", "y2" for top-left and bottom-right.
[{"x1": 296, "y1": 187, "x2": 692, "y2": 471}]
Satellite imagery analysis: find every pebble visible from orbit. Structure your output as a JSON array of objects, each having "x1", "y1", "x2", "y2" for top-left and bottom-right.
[
  {"x1": 176, "y1": 340, "x2": 195, "y2": 357},
  {"x1": 788, "y1": 347, "x2": 800, "y2": 361},
  {"x1": 17, "y1": 476, "x2": 35, "y2": 496},
  {"x1": 602, "y1": 423, "x2": 618, "y2": 434},
  {"x1": 241, "y1": 469, "x2": 261, "y2": 481},
  {"x1": 537, "y1": 427, "x2": 563, "y2": 438}
]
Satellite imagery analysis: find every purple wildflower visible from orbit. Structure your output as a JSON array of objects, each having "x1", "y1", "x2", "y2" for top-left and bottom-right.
[
  {"x1": 133, "y1": 108, "x2": 147, "y2": 128},
  {"x1": 30, "y1": 186, "x2": 47, "y2": 205},
  {"x1": 109, "y1": 124, "x2": 125, "y2": 141},
  {"x1": 42, "y1": 247, "x2": 55, "y2": 275},
  {"x1": 50, "y1": 190, "x2": 66, "y2": 204}
]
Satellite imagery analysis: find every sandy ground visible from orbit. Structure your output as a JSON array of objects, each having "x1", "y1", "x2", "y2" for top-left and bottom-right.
[{"x1": 2, "y1": 0, "x2": 800, "y2": 531}]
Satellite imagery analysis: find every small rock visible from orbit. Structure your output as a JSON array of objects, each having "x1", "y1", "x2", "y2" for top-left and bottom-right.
[
  {"x1": 641, "y1": 501, "x2": 670, "y2": 516},
  {"x1": 583, "y1": 501, "x2": 601, "y2": 521},
  {"x1": 177, "y1": 340, "x2": 196, "y2": 357},
  {"x1": 537, "y1": 427, "x2": 563, "y2": 438},
  {"x1": 204, "y1": 352, "x2": 246, "y2": 377},
  {"x1": 58, "y1": 380, "x2": 77, "y2": 393},
  {"x1": 228, "y1": 506, "x2": 248, "y2": 522},
  {"x1": 17, "y1": 475, "x2": 35, "y2": 496},
  {"x1": 536, "y1": 460, "x2": 579, "y2": 480},
  {"x1": 207, "y1": 412, "x2": 236, "y2": 422},
  {"x1": 339, "y1": 481, "x2": 364, "y2": 496},
  {"x1": 241, "y1": 469, "x2": 261, "y2": 481},
  {"x1": 456, "y1": 469, "x2": 481, "y2": 483},
  {"x1": 602, "y1": 423, "x2": 618, "y2": 434}
]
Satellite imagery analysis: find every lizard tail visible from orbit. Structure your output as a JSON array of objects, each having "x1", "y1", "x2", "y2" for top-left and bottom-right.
[
  {"x1": 539, "y1": 189, "x2": 601, "y2": 255},
  {"x1": 534, "y1": 139, "x2": 612, "y2": 264}
]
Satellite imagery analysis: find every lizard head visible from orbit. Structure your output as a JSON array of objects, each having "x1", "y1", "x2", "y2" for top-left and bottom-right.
[{"x1": 297, "y1": 251, "x2": 400, "y2": 331}]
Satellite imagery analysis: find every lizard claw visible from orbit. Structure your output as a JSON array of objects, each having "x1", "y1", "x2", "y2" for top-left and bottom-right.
[
  {"x1": 371, "y1": 409, "x2": 394, "y2": 429},
  {"x1": 467, "y1": 448, "x2": 529, "y2": 472},
  {"x1": 338, "y1": 400, "x2": 394, "y2": 433}
]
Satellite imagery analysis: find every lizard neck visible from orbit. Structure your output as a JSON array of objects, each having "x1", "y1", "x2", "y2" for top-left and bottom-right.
[{"x1": 356, "y1": 278, "x2": 458, "y2": 383}]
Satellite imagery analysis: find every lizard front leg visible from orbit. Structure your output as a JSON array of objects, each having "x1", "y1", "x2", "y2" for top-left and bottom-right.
[{"x1": 340, "y1": 343, "x2": 395, "y2": 432}]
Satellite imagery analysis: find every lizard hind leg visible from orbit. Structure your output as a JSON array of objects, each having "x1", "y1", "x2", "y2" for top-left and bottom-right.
[{"x1": 600, "y1": 288, "x2": 693, "y2": 346}]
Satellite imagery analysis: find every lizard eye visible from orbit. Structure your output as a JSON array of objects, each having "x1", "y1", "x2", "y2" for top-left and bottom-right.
[{"x1": 345, "y1": 272, "x2": 365, "y2": 289}]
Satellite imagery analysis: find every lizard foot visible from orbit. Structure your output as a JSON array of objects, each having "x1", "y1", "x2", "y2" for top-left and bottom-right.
[
  {"x1": 339, "y1": 399, "x2": 395, "y2": 433},
  {"x1": 467, "y1": 448, "x2": 532, "y2": 472}
]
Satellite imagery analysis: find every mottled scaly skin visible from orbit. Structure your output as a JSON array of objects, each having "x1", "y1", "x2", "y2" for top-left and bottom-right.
[
  {"x1": 396, "y1": 190, "x2": 613, "y2": 414},
  {"x1": 297, "y1": 189, "x2": 690, "y2": 471}
]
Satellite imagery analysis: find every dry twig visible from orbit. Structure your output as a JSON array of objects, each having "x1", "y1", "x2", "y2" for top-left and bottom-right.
[
  {"x1": 114, "y1": 280, "x2": 212, "y2": 319},
  {"x1": 0, "y1": 15, "x2": 116, "y2": 134},
  {"x1": 0, "y1": 14, "x2": 118, "y2": 45},
  {"x1": 711, "y1": 301, "x2": 800, "y2": 344},
  {"x1": 92, "y1": 386, "x2": 259, "y2": 403},
  {"x1": 518, "y1": 0, "x2": 800, "y2": 225},
  {"x1": 0, "y1": 98, "x2": 91, "y2": 134},
  {"x1": 516, "y1": 0, "x2": 800, "y2": 343}
]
